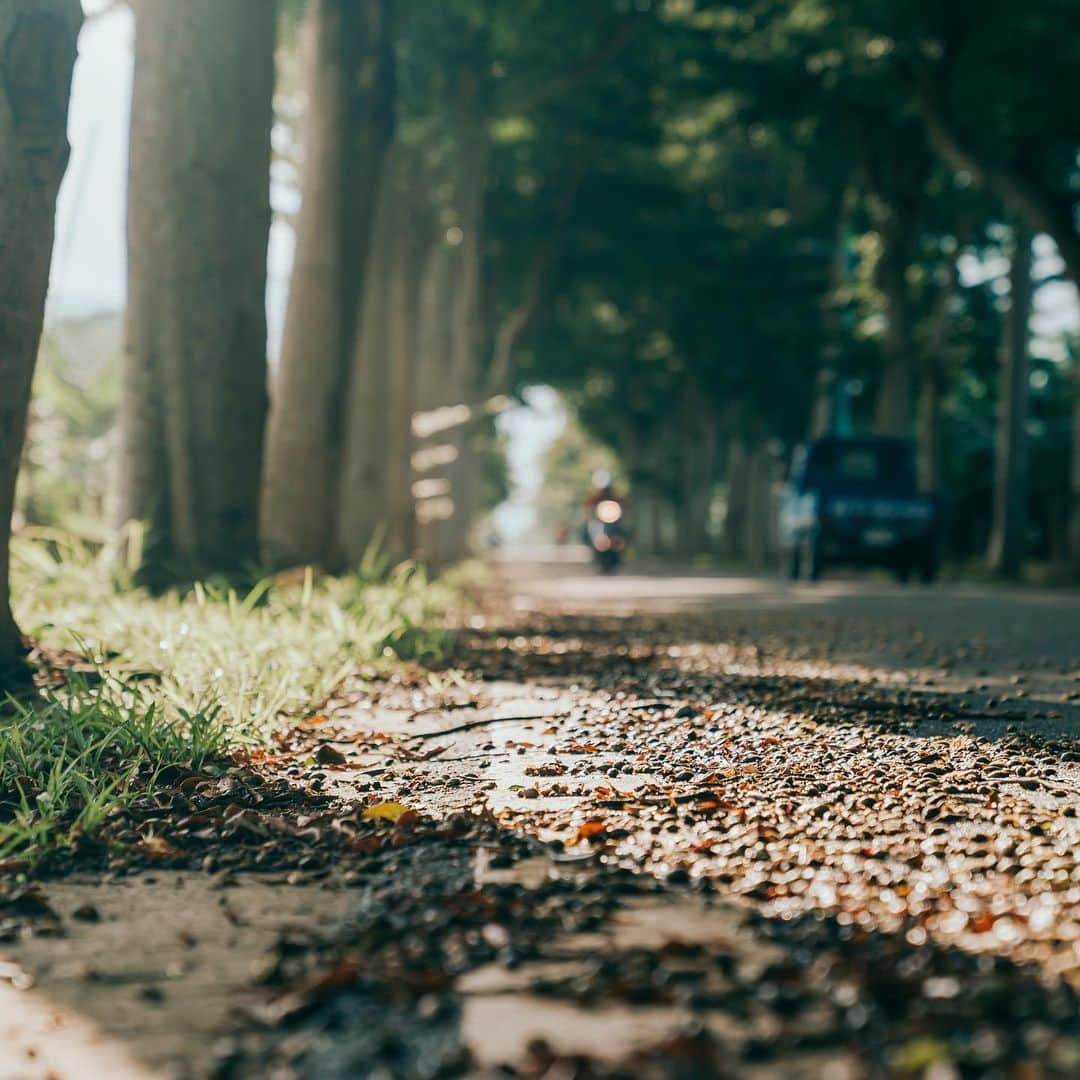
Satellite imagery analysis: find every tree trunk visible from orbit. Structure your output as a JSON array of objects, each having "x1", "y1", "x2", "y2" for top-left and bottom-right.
[
  {"x1": 382, "y1": 185, "x2": 424, "y2": 564},
  {"x1": 658, "y1": 494, "x2": 678, "y2": 556},
  {"x1": 916, "y1": 367, "x2": 943, "y2": 493},
  {"x1": 742, "y1": 443, "x2": 774, "y2": 568},
  {"x1": 675, "y1": 398, "x2": 716, "y2": 557},
  {"x1": 722, "y1": 436, "x2": 749, "y2": 561},
  {"x1": 413, "y1": 241, "x2": 457, "y2": 567},
  {"x1": 120, "y1": 0, "x2": 275, "y2": 583},
  {"x1": 987, "y1": 227, "x2": 1034, "y2": 578},
  {"x1": 916, "y1": 234, "x2": 967, "y2": 493},
  {"x1": 809, "y1": 368, "x2": 836, "y2": 438},
  {"x1": 873, "y1": 219, "x2": 916, "y2": 436},
  {"x1": 1070, "y1": 364, "x2": 1080, "y2": 579},
  {"x1": 0, "y1": 0, "x2": 80, "y2": 688},
  {"x1": 335, "y1": 143, "x2": 425, "y2": 568},
  {"x1": 859, "y1": 135, "x2": 927, "y2": 438},
  {"x1": 632, "y1": 487, "x2": 660, "y2": 557},
  {"x1": 743, "y1": 442, "x2": 777, "y2": 570},
  {"x1": 261, "y1": 0, "x2": 395, "y2": 568},
  {"x1": 439, "y1": 111, "x2": 488, "y2": 565},
  {"x1": 811, "y1": 181, "x2": 858, "y2": 438}
]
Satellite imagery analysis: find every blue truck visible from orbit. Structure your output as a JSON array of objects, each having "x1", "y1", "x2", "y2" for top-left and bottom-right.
[{"x1": 779, "y1": 436, "x2": 941, "y2": 583}]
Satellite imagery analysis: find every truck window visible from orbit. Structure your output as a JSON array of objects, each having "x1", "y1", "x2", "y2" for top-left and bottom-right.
[{"x1": 806, "y1": 442, "x2": 915, "y2": 491}]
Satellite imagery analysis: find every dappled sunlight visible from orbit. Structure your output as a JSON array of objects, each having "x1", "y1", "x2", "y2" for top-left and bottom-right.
[
  {"x1": 0, "y1": 980, "x2": 154, "y2": 1080},
  {"x1": 2, "y1": 0, "x2": 1079, "y2": 1074}
]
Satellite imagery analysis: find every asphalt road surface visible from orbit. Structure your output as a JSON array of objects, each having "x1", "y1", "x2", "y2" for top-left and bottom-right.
[
  {"x1": 5, "y1": 560, "x2": 1080, "y2": 1079},
  {"x1": 491, "y1": 557, "x2": 1080, "y2": 738}
]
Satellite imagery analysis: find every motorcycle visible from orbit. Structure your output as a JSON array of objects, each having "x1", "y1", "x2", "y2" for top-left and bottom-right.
[{"x1": 587, "y1": 497, "x2": 628, "y2": 573}]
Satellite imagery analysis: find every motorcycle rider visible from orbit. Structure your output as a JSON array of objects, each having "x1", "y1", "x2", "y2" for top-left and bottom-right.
[
  {"x1": 585, "y1": 469, "x2": 620, "y2": 514},
  {"x1": 582, "y1": 470, "x2": 630, "y2": 560}
]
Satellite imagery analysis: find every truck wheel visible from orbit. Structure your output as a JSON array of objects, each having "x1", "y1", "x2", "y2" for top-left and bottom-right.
[
  {"x1": 801, "y1": 538, "x2": 823, "y2": 582},
  {"x1": 787, "y1": 546, "x2": 802, "y2": 580}
]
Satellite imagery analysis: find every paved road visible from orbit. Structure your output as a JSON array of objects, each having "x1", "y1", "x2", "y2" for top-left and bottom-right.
[
  {"x1": 491, "y1": 559, "x2": 1080, "y2": 740},
  {"x1": 7, "y1": 562, "x2": 1080, "y2": 1078}
]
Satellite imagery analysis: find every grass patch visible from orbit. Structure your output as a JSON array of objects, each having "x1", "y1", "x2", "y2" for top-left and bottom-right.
[
  {"x1": 0, "y1": 673, "x2": 229, "y2": 864},
  {"x1": 2, "y1": 529, "x2": 458, "y2": 867}
]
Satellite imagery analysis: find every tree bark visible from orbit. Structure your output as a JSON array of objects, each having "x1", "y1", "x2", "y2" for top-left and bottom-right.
[
  {"x1": 674, "y1": 395, "x2": 716, "y2": 557},
  {"x1": 632, "y1": 487, "x2": 660, "y2": 557},
  {"x1": 916, "y1": 368, "x2": 943, "y2": 493},
  {"x1": 918, "y1": 219, "x2": 975, "y2": 493},
  {"x1": 382, "y1": 176, "x2": 425, "y2": 564},
  {"x1": 873, "y1": 215, "x2": 917, "y2": 436},
  {"x1": 335, "y1": 143, "x2": 426, "y2": 568},
  {"x1": 487, "y1": 243, "x2": 555, "y2": 398},
  {"x1": 261, "y1": 0, "x2": 395, "y2": 568},
  {"x1": 722, "y1": 435, "x2": 749, "y2": 561},
  {"x1": 858, "y1": 132, "x2": 928, "y2": 438},
  {"x1": 742, "y1": 443, "x2": 774, "y2": 568},
  {"x1": 811, "y1": 181, "x2": 859, "y2": 438},
  {"x1": 1070, "y1": 362, "x2": 1080, "y2": 580},
  {"x1": 916, "y1": 268, "x2": 955, "y2": 493},
  {"x1": 439, "y1": 109, "x2": 488, "y2": 565},
  {"x1": 485, "y1": 171, "x2": 580, "y2": 398},
  {"x1": 0, "y1": 0, "x2": 80, "y2": 688},
  {"x1": 120, "y1": 0, "x2": 275, "y2": 583},
  {"x1": 412, "y1": 241, "x2": 457, "y2": 567},
  {"x1": 809, "y1": 368, "x2": 836, "y2": 439},
  {"x1": 987, "y1": 227, "x2": 1034, "y2": 578}
]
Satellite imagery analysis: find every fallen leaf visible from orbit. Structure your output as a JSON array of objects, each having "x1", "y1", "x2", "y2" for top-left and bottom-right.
[
  {"x1": 576, "y1": 820, "x2": 607, "y2": 842},
  {"x1": 362, "y1": 801, "x2": 413, "y2": 822},
  {"x1": 315, "y1": 744, "x2": 347, "y2": 766},
  {"x1": 138, "y1": 835, "x2": 183, "y2": 860}
]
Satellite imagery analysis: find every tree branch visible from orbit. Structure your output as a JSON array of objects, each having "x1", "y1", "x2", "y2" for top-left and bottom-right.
[
  {"x1": 485, "y1": 170, "x2": 582, "y2": 394},
  {"x1": 486, "y1": 246, "x2": 555, "y2": 395},
  {"x1": 916, "y1": 69, "x2": 1080, "y2": 286},
  {"x1": 503, "y1": 16, "x2": 644, "y2": 115}
]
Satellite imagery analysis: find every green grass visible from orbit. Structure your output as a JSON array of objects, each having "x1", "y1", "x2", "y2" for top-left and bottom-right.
[
  {"x1": 2, "y1": 529, "x2": 458, "y2": 867},
  {"x1": 0, "y1": 673, "x2": 230, "y2": 864}
]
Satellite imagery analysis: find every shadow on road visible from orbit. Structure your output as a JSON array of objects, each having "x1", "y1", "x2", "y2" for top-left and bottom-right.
[
  {"x1": 203, "y1": 591, "x2": 1080, "y2": 1076},
  {"x1": 221, "y1": 815, "x2": 1080, "y2": 1078}
]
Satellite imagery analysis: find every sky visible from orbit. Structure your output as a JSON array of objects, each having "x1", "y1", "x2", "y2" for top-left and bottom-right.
[
  {"x1": 48, "y1": 2, "x2": 131, "y2": 320},
  {"x1": 493, "y1": 386, "x2": 566, "y2": 540}
]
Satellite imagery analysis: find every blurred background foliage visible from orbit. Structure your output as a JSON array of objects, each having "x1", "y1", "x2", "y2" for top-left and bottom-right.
[{"x1": 29, "y1": 0, "x2": 1080, "y2": 577}]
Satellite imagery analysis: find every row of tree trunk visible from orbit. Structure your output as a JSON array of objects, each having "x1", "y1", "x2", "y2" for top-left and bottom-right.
[
  {"x1": 261, "y1": 0, "x2": 395, "y2": 572},
  {"x1": 0, "y1": 0, "x2": 493, "y2": 689},
  {"x1": 637, "y1": 207, "x2": 1042, "y2": 572},
  {"x1": 263, "y1": 1, "x2": 490, "y2": 574},
  {"x1": 625, "y1": 418, "x2": 781, "y2": 568},
  {"x1": 120, "y1": 0, "x2": 490, "y2": 580},
  {"x1": 865, "y1": 216, "x2": 1039, "y2": 578}
]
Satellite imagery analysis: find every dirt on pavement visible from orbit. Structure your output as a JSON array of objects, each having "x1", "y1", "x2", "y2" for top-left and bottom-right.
[{"x1": 3, "y1": 563, "x2": 1080, "y2": 1079}]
